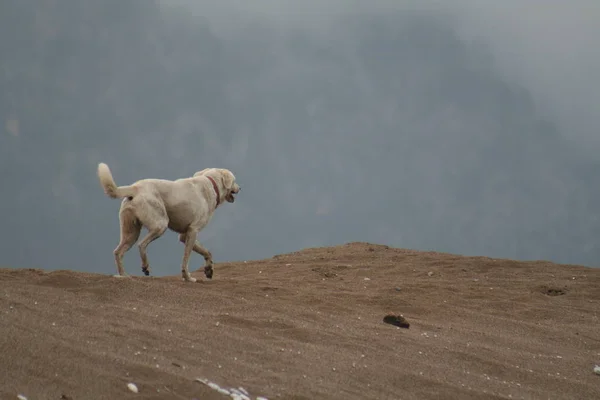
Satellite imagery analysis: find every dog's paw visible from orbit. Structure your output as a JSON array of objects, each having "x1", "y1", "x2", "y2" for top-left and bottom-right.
[
  {"x1": 112, "y1": 274, "x2": 130, "y2": 279},
  {"x1": 204, "y1": 266, "x2": 213, "y2": 279},
  {"x1": 141, "y1": 267, "x2": 150, "y2": 276},
  {"x1": 183, "y1": 276, "x2": 197, "y2": 283}
]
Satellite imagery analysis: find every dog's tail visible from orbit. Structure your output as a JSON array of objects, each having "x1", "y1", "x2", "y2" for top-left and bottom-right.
[{"x1": 97, "y1": 162, "x2": 137, "y2": 199}]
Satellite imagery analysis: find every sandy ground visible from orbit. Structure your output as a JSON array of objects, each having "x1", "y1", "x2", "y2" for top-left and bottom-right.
[{"x1": 1, "y1": 242, "x2": 599, "y2": 400}]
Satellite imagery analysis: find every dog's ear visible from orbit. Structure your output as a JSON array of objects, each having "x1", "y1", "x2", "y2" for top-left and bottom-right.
[
  {"x1": 193, "y1": 168, "x2": 211, "y2": 177},
  {"x1": 220, "y1": 169, "x2": 235, "y2": 189}
]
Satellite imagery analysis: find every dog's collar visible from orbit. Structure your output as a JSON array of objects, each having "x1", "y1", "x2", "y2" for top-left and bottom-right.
[{"x1": 206, "y1": 176, "x2": 221, "y2": 207}]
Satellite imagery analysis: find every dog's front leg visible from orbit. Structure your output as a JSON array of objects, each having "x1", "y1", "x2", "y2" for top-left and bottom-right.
[
  {"x1": 181, "y1": 230, "x2": 198, "y2": 283},
  {"x1": 194, "y1": 242, "x2": 214, "y2": 279},
  {"x1": 179, "y1": 233, "x2": 214, "y2": 279}
]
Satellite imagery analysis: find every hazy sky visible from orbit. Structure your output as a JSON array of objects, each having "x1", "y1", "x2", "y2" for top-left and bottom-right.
[
  {"x1": 163, "y1": 0, "x2": 600, "y2": 145},
  {"x1": 451, "y1": 1, "x2": 600, "y2": 146},
  {"x1": 1, "y1": 1, "x2": 599, "y2": 276}
]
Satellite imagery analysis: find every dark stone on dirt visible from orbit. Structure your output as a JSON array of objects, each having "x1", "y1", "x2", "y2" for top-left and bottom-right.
[
  {"x1": 539, "y1": 285, "x2": 567, "y2": 296},
  {"x1": 383, "y1": 314, "x2": 410, "y2": 329}
]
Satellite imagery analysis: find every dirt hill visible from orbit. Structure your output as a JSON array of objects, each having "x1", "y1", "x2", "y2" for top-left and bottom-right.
[{"x1": 1, "y1": 242, "x2": 599, "y2": 400}]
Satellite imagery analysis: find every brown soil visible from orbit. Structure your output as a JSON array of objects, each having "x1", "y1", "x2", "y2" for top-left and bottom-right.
[{"x1": 1, "y1": 242, "x2": 599, "y2": 400}]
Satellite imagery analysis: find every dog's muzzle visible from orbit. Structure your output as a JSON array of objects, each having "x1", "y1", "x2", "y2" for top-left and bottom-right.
[{"x1": 226, "y1": 186, "x2": 240, "y2": 203}]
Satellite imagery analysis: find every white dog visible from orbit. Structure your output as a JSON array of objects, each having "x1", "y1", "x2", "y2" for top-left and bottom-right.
[{"x1": 97, "y1": 162, "x2": 240, "y2": 282}]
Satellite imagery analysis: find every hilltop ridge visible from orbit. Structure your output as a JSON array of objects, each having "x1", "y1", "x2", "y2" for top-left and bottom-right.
[{"x1": 1, "y1": 242, "x2": 599, "y2": 399}]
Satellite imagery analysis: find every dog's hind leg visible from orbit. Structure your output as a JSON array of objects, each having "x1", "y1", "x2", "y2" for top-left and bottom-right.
[
  {"x1": 180, "y1": 230, "x2": 199, "y2": 282},
  {"x1": 113, "y1": 206, "x2": 141, "y2": 277},
  {"x1": 179, "y1": 233, "x2": 214, "y2": 279},
  {"x1": 137, "y1": 223, "x2": 167, "y2": 276}
]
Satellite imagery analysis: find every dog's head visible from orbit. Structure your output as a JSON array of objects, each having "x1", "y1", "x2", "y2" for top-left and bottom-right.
[
  {"x1": 194, "y1": 168, "x2": 241, "y2": 203},
  {"x1": 220, "y1": 169, "x2": 241, "y2": 203}
]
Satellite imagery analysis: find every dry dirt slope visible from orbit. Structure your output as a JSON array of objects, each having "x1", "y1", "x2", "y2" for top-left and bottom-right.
[{"x1": 1, "y1": 242, "x2": 599, "y2": 400}]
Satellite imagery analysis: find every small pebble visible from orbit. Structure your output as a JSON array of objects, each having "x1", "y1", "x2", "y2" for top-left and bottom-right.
[
  {"x1": 17, "y1": 395, "x2": 28, "y2": 400},
  {"x1": 594, "y1": 365, "x2": 600, "y2": 375},
  {"x1": 127, "y1": 383, "x2": 139, "y2": 393}
]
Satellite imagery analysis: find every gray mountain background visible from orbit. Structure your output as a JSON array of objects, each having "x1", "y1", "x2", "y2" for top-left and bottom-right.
[{"x1": 2, "y1": 0, "x2": 599, "y2": 275}]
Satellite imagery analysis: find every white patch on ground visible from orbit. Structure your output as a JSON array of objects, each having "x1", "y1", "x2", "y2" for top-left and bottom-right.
[{"x1": 195, "y1": 378, "x2": 268, "y2": 400}]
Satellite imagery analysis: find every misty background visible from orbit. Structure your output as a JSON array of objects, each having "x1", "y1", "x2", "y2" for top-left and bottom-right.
[{"x1": 2, "y1": 1, "x2": 599, "y2": 276}]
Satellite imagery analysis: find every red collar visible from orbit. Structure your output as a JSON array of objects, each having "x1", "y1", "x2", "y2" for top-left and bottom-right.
[{"x1": 206, "y1": 176, "x2": 221, "y2": 207}]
